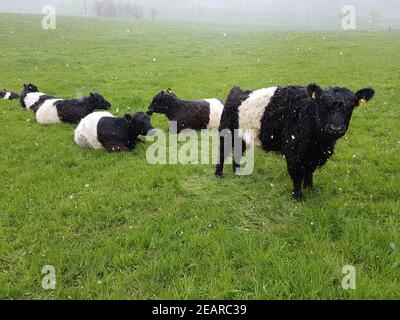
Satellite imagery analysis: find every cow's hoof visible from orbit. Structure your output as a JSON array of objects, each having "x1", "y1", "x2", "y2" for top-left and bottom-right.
[
  {"x1": 292, "y1": 193, "x2": 304, "y2": 202},
  {"x1": 303, "y1": 182, "x2": 313, "y2": 190},
  {"x1": 215, "y1": 170, "x2": 224, "y2": 178}
]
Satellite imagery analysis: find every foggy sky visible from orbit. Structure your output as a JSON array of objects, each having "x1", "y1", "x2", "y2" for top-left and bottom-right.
[{"x1": 0, "y1": 0, "x2": 399, "y2": 29}]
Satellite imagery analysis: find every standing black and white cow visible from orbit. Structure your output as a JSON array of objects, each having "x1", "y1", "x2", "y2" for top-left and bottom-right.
[
  {"x1": 216, "y1": 84, "x2": 375, "y2": 201},
  {"x1": 0, "y1": 89, "x2": 19, "y2": 100},
  {"x1": 75, "y1": 111, "x2": 154, "y2": 152},
  {"x1": 147, "y1": 89, "x2": 224, "y2": 132}
]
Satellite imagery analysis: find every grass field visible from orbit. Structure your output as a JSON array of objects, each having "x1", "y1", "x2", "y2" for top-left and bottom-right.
[{"x1": 0, "y1": 13, "x2": 399, "y2": 300}]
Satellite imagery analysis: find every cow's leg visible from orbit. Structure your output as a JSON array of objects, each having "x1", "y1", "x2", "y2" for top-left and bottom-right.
[
  {"x1": 303, "y1": 170, "x2": 314, "y2": 189},
  {"x1": 286, "y1": 155, "x2": 305, "y2": 201},
  {"x1": 291, "y1": 174, "x2": 304, "y2": 201},
  {"x1": 233, "y1": 133, "x2": 247, "y2": 174},
  {"x1": 215, "y1": 136, "x2": 225, "y2": 176},
  {"x1": 304, "y1": 160, "x2": 318, "y2": 189},
  {"x1": 215, "y1": 130, "x2": 232, "y2": 176}
]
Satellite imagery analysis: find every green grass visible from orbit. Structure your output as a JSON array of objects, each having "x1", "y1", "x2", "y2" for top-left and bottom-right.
[{"x1": 0, "y1": 14, "x2": 399, "y2": 300}]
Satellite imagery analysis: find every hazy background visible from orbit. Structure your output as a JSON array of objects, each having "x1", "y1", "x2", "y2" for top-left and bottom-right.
[{"x1": 0, "y1": 0, "x2": 399, "y2": 30}]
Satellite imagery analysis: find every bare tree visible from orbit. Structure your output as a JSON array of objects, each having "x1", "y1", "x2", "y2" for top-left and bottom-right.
[
  {"x1": 150, "y1": 7, "x2": 157, "y2": 19},
  {"x1": 83, "y1": 0, "x2": 88, "y2": 16},
  {"x1": 369, "y1": 8, "x2": 383, "y2": 25},
  {"x1": 133, "y1": 3, "x2": 144, "y2": 19},
  {"x1": 94, "y1": 0, "x2": 117, "y2": 18},
  {"x1": 116, "y1": 1, "x2": 135, "y2": 19}
]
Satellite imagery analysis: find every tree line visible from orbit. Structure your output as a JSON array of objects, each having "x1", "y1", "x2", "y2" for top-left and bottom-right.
[{"x1": 93, "y1": 0, "x2": 157, "y2": 19}]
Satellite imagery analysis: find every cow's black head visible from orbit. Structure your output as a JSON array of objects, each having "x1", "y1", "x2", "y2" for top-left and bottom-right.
[
  {"x1": 147, "y1": 89, "x2": 177, "y2": 116},
  {"x1": 89, "y1": 92, "x2": 111, "y2": 110},
  {"x1": 125, "y1": 112, "x2": 155, "y2": 136},
  {"x1": 308, "y1": 84, "x2": 375, "y2": 140},
  {"x1": 23, "y1": 83, "x2": 39, "y2": 93}
]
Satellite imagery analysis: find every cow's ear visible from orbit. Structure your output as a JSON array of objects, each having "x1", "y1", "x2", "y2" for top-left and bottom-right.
[
  {"x1": 167, "y1": 88, "x2": 177, "y2": 97},
  {"x1": 307, "y1": 83, "x2": 322, "y2": 101},
  {"x1": 356, "y1": 88, "x2": 375, "y2": 106}
]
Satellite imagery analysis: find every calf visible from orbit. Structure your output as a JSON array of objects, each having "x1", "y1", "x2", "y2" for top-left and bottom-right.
[
  {"x1": 147, "y1": 89, "x2": 224, "y2": 132},
  {"x1": 0, "y1": 89, "x2": 19, "y2": 100},
  {"x1": 216, "y1": 84, "x2": 375, "y2": 201},
  {"x1": 74, "y1": 111, "x2": 154, "y2": 152},
  {"x1": 33, "y1": 92, "x2": 112, "y2": 125}
]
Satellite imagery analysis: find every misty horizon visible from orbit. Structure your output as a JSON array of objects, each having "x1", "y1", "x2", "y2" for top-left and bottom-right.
[{"x1": 0, "y1": 0, "x2": 399, "y2": 30}]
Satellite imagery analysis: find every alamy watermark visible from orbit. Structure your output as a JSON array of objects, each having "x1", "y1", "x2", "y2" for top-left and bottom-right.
[
  {"x1": 341, "y1": 265, "x2": 356, "y2": 290},
  {"x1": 41, "y1": 265, "x2": 56, "y2": 290},
  {"x1": 145, "y1": 122, "x2": 255, "y2": 175},
  {"x1": 341, "y1": 5, "x2": 356, "y2": 31},
  {"x1": 41, "y1": 5, "x2": 56, "y2": 30}
]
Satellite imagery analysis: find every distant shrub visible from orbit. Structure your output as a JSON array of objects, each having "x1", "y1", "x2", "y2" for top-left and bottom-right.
[
  {"x1": 132, "y1": 3, "x2": 144, "y2": 19},
  {"x1": 94, "y1": 0, "x2": 117, "y2": 18},
  {"x1": 150, "y1": 7, "x2": 157, "y2": 19},
  {"x1": 94, "y1": 0, "x2": 144, "y2": 19}
]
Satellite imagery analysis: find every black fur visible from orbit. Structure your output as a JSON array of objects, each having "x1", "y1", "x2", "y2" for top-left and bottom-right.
[
  {"x1": 19, "y1": 85, "x2": 111, "y2": 124},
  {"x1": 19, "y1": 83, "x2": 40, "y2": 109},
  {"x1": 31, "y1": 94, "x2": 56, "y2": 112},
  {"x1": 97, "y1": 112, "x2": 154, "y2": 152},
  {"x1": 0, "y1": 89, "x2": 19, "y2": 100},
  {"x1": 216, "y1": 84, "x2": 375, "y2": 201},
  {"x1": 216, "y1": 86, "x2": 252, "y2": 174},
  {"x1": 53, "y1": 93, "x2": 111, "y2": 125},
  {"x1": 33, "y1": 92, "x2": 112, "y2": 125},
  {"x1": 147, "y1": 90, "x2": 221, "y2": 132}
]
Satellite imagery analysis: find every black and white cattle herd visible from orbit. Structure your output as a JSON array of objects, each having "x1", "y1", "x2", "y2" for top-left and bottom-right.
[{"x1": 1, "y1": 82, "x2": 375, "y2": 200}]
